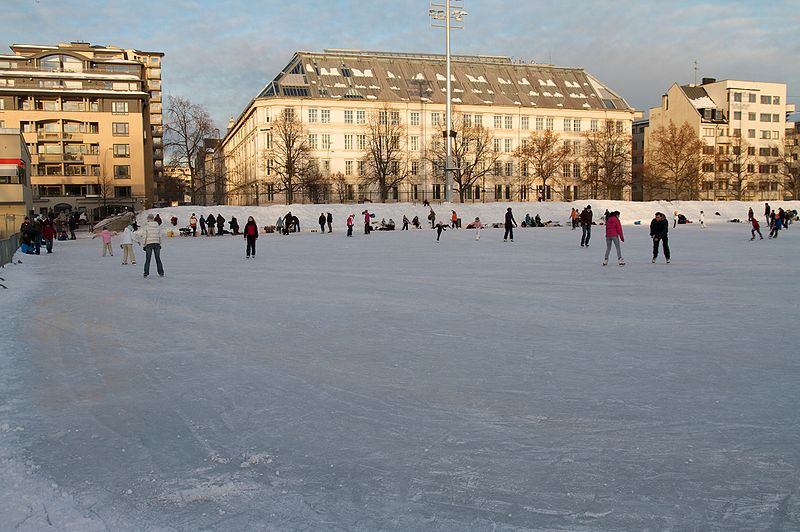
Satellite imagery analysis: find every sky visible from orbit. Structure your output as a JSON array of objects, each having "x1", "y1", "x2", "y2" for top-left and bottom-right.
[{"x1": 3, "y1": 0, "x2": 799, "y2": 129}]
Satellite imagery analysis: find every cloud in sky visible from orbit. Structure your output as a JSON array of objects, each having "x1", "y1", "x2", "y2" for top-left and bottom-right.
[{"x1": 3, "y1": 0, "x2": 798, "y2": 128}]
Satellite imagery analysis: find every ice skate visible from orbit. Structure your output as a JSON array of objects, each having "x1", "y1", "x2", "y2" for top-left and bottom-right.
[
  {"x1": 618, "y1": 258, "x2": 625, "y2": 266},
  {"x1": 602, "y1": 259, "x2": 608, "y2": 266},
  {"x1": 666, "y1": 259, "x2": 671, "y2": 264},
  {"x1": 651, "y1": 257, "x2": 656, "y2": 263}
]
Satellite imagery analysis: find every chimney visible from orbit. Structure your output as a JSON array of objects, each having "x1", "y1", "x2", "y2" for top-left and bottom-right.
[{"x1": 701, "y1": 77, "x2": 716, "y2": 85}]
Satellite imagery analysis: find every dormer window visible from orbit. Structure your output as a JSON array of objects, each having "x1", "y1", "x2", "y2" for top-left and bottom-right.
[{"x1": 39, "y1": 54, "x2": 83, "y2": 73}]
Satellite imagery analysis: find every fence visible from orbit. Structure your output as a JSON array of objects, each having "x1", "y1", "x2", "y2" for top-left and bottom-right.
[{"x1": 0, "y1": 233, "x2": 19, "y2": 268}]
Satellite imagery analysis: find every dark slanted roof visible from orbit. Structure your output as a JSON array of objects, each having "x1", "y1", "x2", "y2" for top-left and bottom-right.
[{"x1": 256, "y1": 50, "x2": 632, "y2": 112}]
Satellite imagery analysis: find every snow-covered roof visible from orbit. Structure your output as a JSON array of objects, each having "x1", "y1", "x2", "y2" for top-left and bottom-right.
[
  {"x1": 254, "y1": 50, "x2": 633, "y2": 112},
  {"x1": 0, "y1": 69, "x2": 139, "y2": 81}
]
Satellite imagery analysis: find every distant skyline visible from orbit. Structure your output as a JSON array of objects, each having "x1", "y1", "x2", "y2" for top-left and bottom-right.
[{"x1": 3, "y1": 0, "x2": 798, "y2": 130}]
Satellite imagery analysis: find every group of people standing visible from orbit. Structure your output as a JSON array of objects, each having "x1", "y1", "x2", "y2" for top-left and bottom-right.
[{"x1": 187, "y1": 213, "x2": 236, "y2": 237}]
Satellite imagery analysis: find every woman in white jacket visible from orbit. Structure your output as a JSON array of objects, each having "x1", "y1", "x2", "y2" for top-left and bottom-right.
[
  {"x1": 139, "y1": 214, "x2": 164, "y2": 277},
  {"x1": 120, "y1": 224, "x2": 136, "y2": 265}
]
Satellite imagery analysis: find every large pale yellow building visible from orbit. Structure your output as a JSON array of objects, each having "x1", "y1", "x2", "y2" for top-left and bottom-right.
[
  {"x1": 0, "y1": 42, "x2": 164, "y2": 218},
  {"x1": 222, "y1": 50, "x2": 637, "y2": 204},
  {"x1": 0, "y1": 127, "x2": 32, "y2": 236},
  {"x1": 643, "y1": 78, "x2": 794, "y2": 201}
]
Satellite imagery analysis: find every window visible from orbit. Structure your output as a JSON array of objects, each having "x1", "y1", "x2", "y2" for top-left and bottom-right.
[
  {"x1": 410, "y1": 136, "x2": 419, "y2": 151},
  {"x1": 284, "y1": 107, "x2": 294, "y2": 120},
  {"x1": 748, "y1": 94, "x2": 756, "y2": 103},
  {"x1": 733, "y1": 92, "x2": 742, "y2": 102},
  {"x1": 493, "y1": 138, "x2": 501, "y2": 152},
  {"x1": 113, "y1": 144, "x2": 130, "y2": 158},
  {"x1": 411, "y1": 160, "x2": 419, "y2": 175},
  {"x1": 573, "y1": 119, "x2": 581, "y2": 133},
  {"x1": 321, "y1": 109, "x2": 330, "y2": 123},
  {"x1": 546, "y1": 118, "x2": 554, "y2": 130},
  {"x1": 563, "y1": 163, "x2": 572, "y2": 178},
  {"x1": 112, "y1": 122, "x2": 129, "y2": 136},
  {"x1": 321, "y1": 134, "x2": 331, "y2": 150},
  {"x1": 504, "y1": 139, "x2": 512, "y2": 153},
  {"x1": 563, "y1": 118, "x2": 572, "y2": 132},
  {"x1": 702, "y1": 163, "x2": 715, "y2": 172},
  {"x1": 747, "y1": 146, "x2": 756, "y2": 156},
  {"x1": 410, "y1": 112, "x2": 420, "y2": 126},
  {"x1": 344, "y1": 110, "x2": 353, "y2": 124},
  {"x1": 760, "y1": 113, "x2": 771, "y2": 122},
  {"x1": 112, "y1": 101, "x2": 128, "y2": 114},
  {"x1": 464, "y1": 114, "x2": 472, "y2": 127},
  {"x1": 521, "y1": 116, "x2": 529, "y2": 129},
  {"x1": 747, "y1": 129, "x2": 756, "y2": 138},
  {"x1": 391, "y1": 111, "x2": 400, "y2": 125},
  {"x1": 308, "y1": 108, "x2": 318, "y2": 123},
  {"x1": 772, "y1": 114, "x2": 780, "y2": 122},
  {"x1": 504, "y1": 162, "x2": 513, "y2": 176},
  {"x1": 474, "y1": 115, "x2": 483, "y2": 127},
  {"x1": 573, "y1": 140, "x2": 581, "y2": 153},
  {"x1": 761, "y1": 95, "x2": 771, "y2": 104},
  {"x1": 616, "y1": 121, "x2": 624, "y2": 133},
  {"x1": 345, "y1": 160, "x2": 353, "y2": 175},
  {"x1": 761, "y1": 131, "x2": 771, "y2": 139},
  {"x1": 590, "y1": 119, "x2": 599, "y2": 132},
  {"x1": 308, "y1": 134, "x2": 318, "y2": 149},
  {"x1": 322, "y1": 160, "x2": 330, "y2": 173},
  {"x1": 573, "y1": 164, "x2": 581, "y2": 179},
  {"x1": 114, "y1": 165, "x2": 130, "y2": 179},
  {"x1": 536, "y1": 117, "x2": 544, "y2": 131},
  {"x1": 748, "y1": 112, "x2": 756, "y2": 121},
  {"x1": 493, "y1": 115, "x2": 502, "y2": 129},
  {"x1": 504, "y1": 115, "x2": 512, "y2": 129},
  {"x1": 344, "y1": 134, "x2": 353, "y2": 150},
  {"x1": 433, "y1": 184, "x2": 442, "y2": 200},
  {"x1": 734, "y1": 111, "x2": 742, "y2": 120},
  {"x1": 759, "y1": 147, "x2": 771, "y2": 157},
  {"x1": 703, "y1": 128, "x2": 714, "y2": 137},
  {"x1": 431, "y1": 112, "x2": 441, "y2": 127},
  {"x1": 733, "y1": 128, "x2": 741, "y2": 137},
  {"x1": 521, "y1": 162, "x2": 529, "y2": 177},
  {"x1": 114, "y1": 186, "x2": 131, "y2": 198},
  {"x1": 771, "y1": 147, "x2": 779, "y2": 157},
  {"x1": 356, "y1": 134, "x2": 366, "y2": 150},
  {"x1": 773, "y1": 96, "x2": 781, "y2": 105},
  {"x1": 356, "y1": 110, "x2": 366, "y2": 124},
  {"x1": 493, "y1": 162, "x2": 502, "y2": 176}
]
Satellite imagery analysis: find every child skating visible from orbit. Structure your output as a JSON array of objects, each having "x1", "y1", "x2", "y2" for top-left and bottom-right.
[{"x1": 472, "y1": 217, "x2": 483, "y2": 240}]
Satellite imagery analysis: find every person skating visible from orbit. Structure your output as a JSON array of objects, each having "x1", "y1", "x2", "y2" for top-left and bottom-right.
[
  {"x1": 140, "y1": 214, "x2": 164, "y2": 277},
  {"x1": 570, "y1": 207, "x2": 578, "y2": 229},
  {"x1": 31, "y1": 216, "x2": 42, "y2": 254},
  {"x1": 283, "y1": 211, "x2": 292, "y2": 234},
  {"x1": 428, "y1": 208, "x2": 436, "y2": 228},
  {"x1": 750, "y1": 217, "x2": 763, "y2": 240},
  {"x1": 451, "y1": 210, "x2": 458, "y2": 229},
  {"x1": 346, "y1": 214, "x2": 354, "y2": 237},
  {"x1": 603, "y1": 211, "x2": 625, "y2": 266},
  {"x1": 243, "y1": 216, "x2": 258, "y2": 258},
  {"x1": 199, "y1": 214, "x2": 207, "y2": 235},
  {"x1": 769, "y1": 213, "x2": 783, "y2": 238},
  {"x1": 92, "y1": 228, "x2": 115, "y2": 256},
  {"x1": 41, "y1": 216, "x2": 56, "y2": 254},
  {"x1": 206, "y1": 214, "x2": 215, "y2": 235},
  {"x1": 363, "y1": 210, "x2": 373, "y2": 234},
  {"x1": 68, "y1": 213, "x2": 77, "y2": 240},
  {"x1": 650, "y1": 212, "x2": 670, "y2": 263},
  {"x1": 402, "y1": 215, "x2": 409, "y2": 231},
  {"x1": 326, "y1": 212, "x2": 333, "y2": 233},
  {"x1": 503, "y1": 207, "x2": 517, "y2": 242},
  {"x1": 275, "y1": 215, "x2": 284, "y2": 235},
  {"x1": 580, "y1": 205, "x2": 593, "y2": 247},
  {"x1": 190, "y1": 213, "x2": 198, "y2": 237},
  {"x1": 764, "y1": 202, "x2": 771, "y2": 226},
  {"x1": 472, "y1": 217, "x2": 484, "y2": 240},
  {"x1": 120, "y1": 223, "x2": 137, "y2": 264},
  {"x1": 319, "y1": 213, "x2": 326, "y2": 233},
  {"x1": 229, "y1": 216, "x2": 239, "y2": 235},
  {"x1": 747, "y1": 207, "x2": 754, "y2": 223},
  {"x1": 434, "y1": 221, "x2": 447, "y2": 242},
  {"x1": 699, "y1": 210, "x2": 705, "y2": 229},
  {"x1": 412, "y1": 215, "x2": 420, "y2": 229},
  {"x1": 216, "y1": 214, "x2": 225, "y2": 235},
  {"x1": 673, "y1": 210, "x2": 678, "y2": 229}
]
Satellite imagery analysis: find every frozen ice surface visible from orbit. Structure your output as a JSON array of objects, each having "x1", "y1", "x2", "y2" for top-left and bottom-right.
[{"x1": 1, "y1": 202, "x2": 799, "y2": 531}]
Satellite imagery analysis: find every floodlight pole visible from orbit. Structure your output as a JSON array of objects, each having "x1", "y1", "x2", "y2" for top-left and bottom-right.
[{"x1": 444, "y1": 0, "x2": 453, "y2": 203}]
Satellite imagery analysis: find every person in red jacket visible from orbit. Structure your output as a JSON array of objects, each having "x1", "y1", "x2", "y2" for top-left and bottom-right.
[
  {"x1": 603, "y1": 211, "x2": 625, "y2": 266},
  {"x1": 750, "y1": 218, "x2": 763, "y2": 240},
  {"x1": 41, "y1": 216, "x2": 57, "y2": 254},
  {"x1": 243, "y1": 216, "x2": 258, "y2": 258}
]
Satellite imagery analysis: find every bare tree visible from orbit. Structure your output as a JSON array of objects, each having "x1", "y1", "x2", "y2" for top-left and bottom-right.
[
  {"x1": 331, "y1": 171, "x2": 349, "y2": 203},
  {"x1": 362, "y1": 105, "x2": 409, "y2": 202},
  {"x1": 427, "y1": 114, "x2": 499, "y2": 202},
  {"x1": 515, "y1": 129, "x2": 570, "y2": 201},
  {"x1": 163, "y1": 96, "x2": 216, "y2": 204},
  {"x1": 644, "y1": 121, "x2": 705, "y2": 200},
  {"x1": 263, "y1": 111, "x2": 317, "y2": 204},
  {"x1": 581, "y1": 122, "x2": 632, "y2": 200},
  {"x1": 778, "y1": 137, "x2": 800, "y2": 200}
]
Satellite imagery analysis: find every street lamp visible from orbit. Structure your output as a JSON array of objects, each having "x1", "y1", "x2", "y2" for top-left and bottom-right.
[
  {"x1": 430, "y1": 0, "x2": 467, "y2": 203},
  {"x1": 251, "y1": 181, "x2": 259, "y2": 206}
]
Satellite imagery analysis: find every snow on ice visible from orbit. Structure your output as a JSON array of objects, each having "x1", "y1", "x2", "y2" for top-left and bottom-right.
[{"x1": 1, "y1": 200, "x2": 799, "y2": 530}]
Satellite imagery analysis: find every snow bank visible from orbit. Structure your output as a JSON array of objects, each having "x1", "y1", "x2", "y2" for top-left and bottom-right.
[{"x1": 142, "y1": 200, "x2": 798, "y2": 231}]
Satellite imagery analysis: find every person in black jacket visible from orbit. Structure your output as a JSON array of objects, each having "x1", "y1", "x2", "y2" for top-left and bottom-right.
[
  {"x1": 579, "y1": 205, "x2": 593, "y2": 247},
  {"x1": 229, "y1": 216, "x2": 240, "y2": 235},
  {"x1": 503, "y1": 207, "x2": 517, "y2": 242},
  {"x1": 206, "y1": 214, "x2": 215, "y2": 235},
  {"x1": 318, "y1": 213, "x2": 326, "y2": 233},
  {"x1": 216, "y1": 214, "x2": 225, "y2": 235},
  {"x1": 650, "y1": 212, "x2": 670, "y2": 263},
  {"x1": 243, "y1": 216, "x2": 258, "y2": 258},
  {"x1": 326, "y1": 212, "x2": 333, "y2": 233}
]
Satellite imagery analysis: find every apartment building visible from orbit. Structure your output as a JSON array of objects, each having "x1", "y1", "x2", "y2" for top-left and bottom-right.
[
  {"x1": 644, "y1": 78, "x2": 794, "y2": 201},
  {"x1": 0, "y1": 42, "x2": 164, "y2": 219},
  {"x1": 222, "y1": 50, "x2": 636, "y2": 205},
  {"x1": 0, "y1": 128, "x2": 32, "y2": 235}
]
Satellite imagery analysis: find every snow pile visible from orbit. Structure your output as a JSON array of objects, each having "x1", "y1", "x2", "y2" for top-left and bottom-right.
[{"x1": 142, "y1": 200, "x2": 799, "y2": 232}]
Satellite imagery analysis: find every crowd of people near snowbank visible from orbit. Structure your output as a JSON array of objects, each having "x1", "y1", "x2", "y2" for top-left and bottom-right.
[{"x1": 17, "y1": 201, "x2": 797, "y2": 277}]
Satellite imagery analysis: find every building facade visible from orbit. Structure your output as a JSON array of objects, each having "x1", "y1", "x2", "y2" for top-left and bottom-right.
[
  {"x1": 0, "y1": 127, "x2": 32, "y2": 236},
  {"x1": 0, "y1": 42, "x2": 164, "y2": 219},
  {"x1": 222, "y1": 50, "x2": 637, "y2": 205},
  {"x1": 643, "y1": 78, "x2": 794, "y2": 201}
]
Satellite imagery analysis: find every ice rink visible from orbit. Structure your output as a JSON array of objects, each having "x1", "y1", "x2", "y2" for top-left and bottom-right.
[{"x1": 1, "y1": 216, "x2": 799, "y2": 530}]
